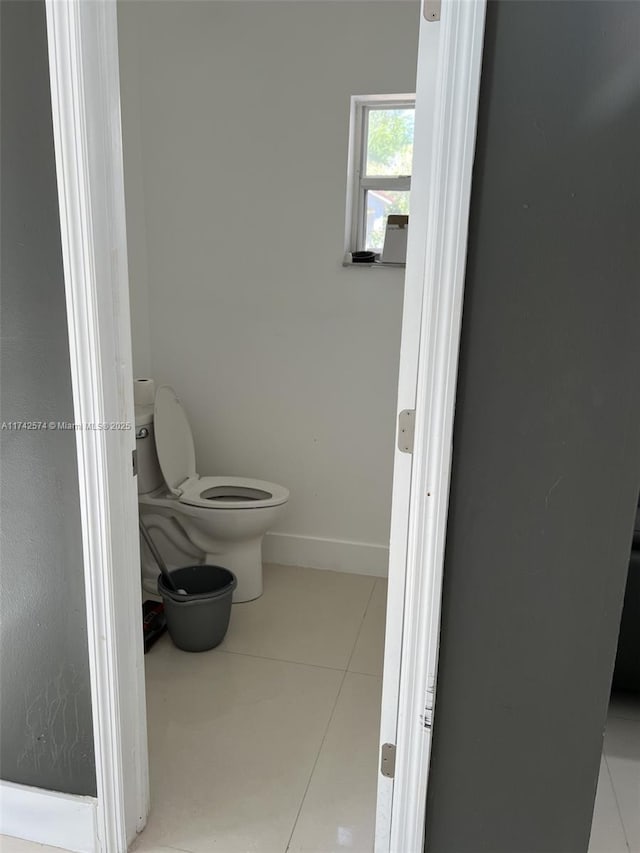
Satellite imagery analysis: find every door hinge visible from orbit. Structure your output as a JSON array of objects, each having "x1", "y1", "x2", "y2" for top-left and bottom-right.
[
  {"x1": 398, "y1": 409, "x2": 416, "y2": 454},
  {"x1": 423, "y1": 0, "x2": 441, "y2": 21},
  {"x1": 132, "y1": 449, "x2": 138, "y2": 477},
  {"x1": 381, "y1": 743, "x2": 396, "y2": 778}
]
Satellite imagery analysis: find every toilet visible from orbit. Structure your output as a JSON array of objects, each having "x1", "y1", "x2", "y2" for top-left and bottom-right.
[{"x1": 136, "y1": 385, "x2": 289, "y2": 602}]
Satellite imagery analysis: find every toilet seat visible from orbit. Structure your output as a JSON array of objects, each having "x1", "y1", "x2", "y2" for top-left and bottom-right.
[
  {"x1": 154, "y1": 386, "x2": 288, "y2": 511},
  {"x1": 179, "y1": 475, "x2": 289, "y2": 510}
]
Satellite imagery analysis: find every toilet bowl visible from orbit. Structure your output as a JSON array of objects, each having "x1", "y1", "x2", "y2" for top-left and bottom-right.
[{"x1": 136, "y1": 385, "x2": 288, "y2": 602}]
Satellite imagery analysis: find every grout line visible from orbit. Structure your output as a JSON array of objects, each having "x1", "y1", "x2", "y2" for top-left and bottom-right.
[
  {"x1": 602, "y1": 752, "x2": 631, "y2": 852},
  {"x1": 215, "y1": 647, "x2": 348, "y2": 673},
  {"x1": 344, "y1": 579, "x2": 378, "y2": 674},
  {"x1": 131, "y1": 836, "x2": 195, "y2": 853},
  {"x1": 347, "y1": 668, "x2": 384, "y2": 680},
  {"x1": 285, "y1": 666, "x2": 350, "y2": 853},
  {"x1": 284, "y1": 579, "x2": 378, "y2": 852}
]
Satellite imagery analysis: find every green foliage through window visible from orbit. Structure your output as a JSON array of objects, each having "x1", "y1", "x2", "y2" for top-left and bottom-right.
[
  {"x1": 364, "y1": 107, "x2": 414, "y2": 251},
  {"x1": 366, "y1": 108, "x2": 415, "y2": 178}
]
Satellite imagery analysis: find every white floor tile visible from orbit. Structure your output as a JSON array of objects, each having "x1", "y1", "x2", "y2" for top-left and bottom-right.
[
  {"x1": 287, "y1": 672, "x2": 382, "y2": 853},
  {"x1": 588, "y1": 759, "x2": 629, "y2": 853},
  {"x1": 349, "y1": 580, "x2": 387, "y2": 677},
  {"x1": 139, "y1": 639, "x2": 343, "y2": 853},
  {"x1": 0, "y1": 839, "x2": 71, "y2": 853},
  {"x1": 604, "y1": 715, "x2": 640, "y2": 852},
  {"x1": 220, "y1": 564, "x2": 376, "y2": 670}
]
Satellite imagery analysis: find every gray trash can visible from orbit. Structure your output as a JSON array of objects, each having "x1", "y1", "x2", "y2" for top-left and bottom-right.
[{"x1": 158, "y1": 565, "x2": 237, "y2": 652}]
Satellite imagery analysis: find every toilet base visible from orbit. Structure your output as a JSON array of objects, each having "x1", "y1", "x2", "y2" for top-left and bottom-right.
[
  {"x1": 138, "y1": 501, "x2": 277, "y2": 604},
  {"x1": 204, "y1": 537, "x2": 263, "y2": 603}
]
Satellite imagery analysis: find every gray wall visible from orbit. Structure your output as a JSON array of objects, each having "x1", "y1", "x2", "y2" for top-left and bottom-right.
[
  {"x1": 0, "y1": 0, "x2": 96, "y2": 797},
  {"x1": 424, "y1": 2, "x2": 640, "y2": 851}
]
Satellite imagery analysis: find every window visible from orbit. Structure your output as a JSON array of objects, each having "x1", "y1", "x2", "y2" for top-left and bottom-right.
[{"x1": 346, "y1": 95, "x2": 415, "y2": 258}]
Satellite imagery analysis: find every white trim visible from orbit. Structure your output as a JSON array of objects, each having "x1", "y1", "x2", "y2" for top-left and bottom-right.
[
  {"x1": 263, "y1": 532, "x2": 388, "y2": 577},
  {"x1": 379, "y1": 2, "x2": 487, "y2": 852},
  {"x1": 374, "y1": 13, "x2": 440, "y2": 846},
  {"x1": 0, "y1": 781, "x2": 98, "y2": 853},
  {"x1": 45, "y1": 1, "x2": 149, "y2": 851}
]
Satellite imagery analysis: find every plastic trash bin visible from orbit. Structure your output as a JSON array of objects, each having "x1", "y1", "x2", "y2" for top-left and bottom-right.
[{"x1": 158, "y1": 565, "x2": 237, "y2": 652}]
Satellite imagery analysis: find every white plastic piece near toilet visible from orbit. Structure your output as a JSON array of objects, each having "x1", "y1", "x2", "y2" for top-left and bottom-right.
[{"x1": 142, "y1": 385, "x2": 289, "y2": 602}]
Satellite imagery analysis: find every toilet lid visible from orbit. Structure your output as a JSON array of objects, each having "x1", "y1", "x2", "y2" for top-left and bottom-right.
[{"x1": 153, "y1": 385, "x2": 197, "y2": 492}]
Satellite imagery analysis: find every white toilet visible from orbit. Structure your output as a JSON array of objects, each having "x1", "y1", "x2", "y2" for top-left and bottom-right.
[{"x1": 136, "y1": 385, "x2": 289, "y2": 602}]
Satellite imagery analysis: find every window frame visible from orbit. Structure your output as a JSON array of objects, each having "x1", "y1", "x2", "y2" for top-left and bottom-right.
[{"x1": 345, "y1": 94, "x2": 416, "y2": 257}]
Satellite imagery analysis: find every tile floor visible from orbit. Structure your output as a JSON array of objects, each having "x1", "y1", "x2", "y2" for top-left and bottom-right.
[
  {"x1": 134, "y1": 564, "x2": 385, "y2": 853},
  {"x1": 2, "y1": 566, "x2": 638, "y2": 853},
  {"x1": 589, "y1": 692, "x2": 640, "y2": 853},
  {"x1": 0, "y1": 841, "x2": 63, "y2": 853}
]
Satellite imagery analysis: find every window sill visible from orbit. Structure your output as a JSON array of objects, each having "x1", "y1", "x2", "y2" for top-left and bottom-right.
[{"x1": 342, "y1": 254, "x2": 406, "y2": 269}]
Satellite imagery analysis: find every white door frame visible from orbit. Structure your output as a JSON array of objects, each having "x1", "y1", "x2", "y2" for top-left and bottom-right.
[
  {"x1": 44, "y1": 1, "x2": 485, "y2": 851},
  {"x1": 376, "y1": 3, "x2": 486, "y2": 851},
  {"x1": 45, "y1": 0, "x2": 148, "y2": 849}
]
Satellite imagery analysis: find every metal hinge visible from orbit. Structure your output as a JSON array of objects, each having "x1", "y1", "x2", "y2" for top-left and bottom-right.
[
  {"x1": 381, "y1": 743, "x2": 396, "y2": 778},
  {"x1": 398, "y1": 409, "x2": 416, "y2": 454},
  {"x1": 132, "y1": 449, "x2": 138, "y2": 477},
  {"x1": 423, "y1": 0, "x2": 441, "y2": 21}
]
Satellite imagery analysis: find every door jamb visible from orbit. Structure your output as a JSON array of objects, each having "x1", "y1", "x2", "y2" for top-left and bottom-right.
[
  {"x1": 45, "y1": 1, "x2": 148, "y2": 849},
  {"x1": 377, "y1": 2, "x2": 486, "y2": 850}
]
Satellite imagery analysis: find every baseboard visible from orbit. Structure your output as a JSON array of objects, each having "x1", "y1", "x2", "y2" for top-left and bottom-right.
[
  {"x1": 263, "y1": 532, "x2": 389, "y2": 577},
  {"x1": 0, "y1": 780, "x2": 98, "y2": 853}
]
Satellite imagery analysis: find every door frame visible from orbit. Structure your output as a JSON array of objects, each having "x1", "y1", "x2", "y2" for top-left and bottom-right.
[
  {"x1": 45, "y1": 0, "x2": 485, "y2": 851},
  {"x1": 45, "y1": 1, "x2": 148, "y2": 849},
  {"x1": 376, "y1": 3, "x2": 486, "y2": 850}
]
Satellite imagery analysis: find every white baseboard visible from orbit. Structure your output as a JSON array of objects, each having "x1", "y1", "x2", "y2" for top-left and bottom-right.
[
  {"x1": 0, "y1": 780, "x2": 98, "y2": 853},
  {"x1": 263, "y1": 532, "x2": 389, "y2": 577}
]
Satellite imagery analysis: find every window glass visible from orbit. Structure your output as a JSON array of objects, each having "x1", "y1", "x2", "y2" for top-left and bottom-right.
[
  {"x1": 365, "y1": 108, "x2": 415, "y2": 177},
  {"x1": 365, "y1": 190, "x2": 410, "y2": 252}
]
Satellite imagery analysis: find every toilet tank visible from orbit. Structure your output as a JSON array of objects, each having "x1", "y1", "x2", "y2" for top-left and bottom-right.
[{"x1": 135, "y1": 405, "x2": 164, "y2": 495}]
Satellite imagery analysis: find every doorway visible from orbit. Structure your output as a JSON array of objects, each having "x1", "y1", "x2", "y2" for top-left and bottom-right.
[
  {"x1": 120, "y1": 4, "x2": 416, "y2": 846},
  {"x1": 43, "y1": 0, "x2": 486, "y2": 850}
]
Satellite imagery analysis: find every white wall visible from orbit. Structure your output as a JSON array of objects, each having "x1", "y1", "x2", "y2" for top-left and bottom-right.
[{"x1": 119, "y1": 0, "x2": 419, "y2": 575}]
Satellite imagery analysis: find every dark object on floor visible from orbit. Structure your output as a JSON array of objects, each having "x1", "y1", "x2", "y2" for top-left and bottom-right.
[
  {"x1": 158, "y1": 564, "x2": 237, "y2": 652},
  {"x1": 142, "y1": 600, "x2": 167, "y2": 653}
]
